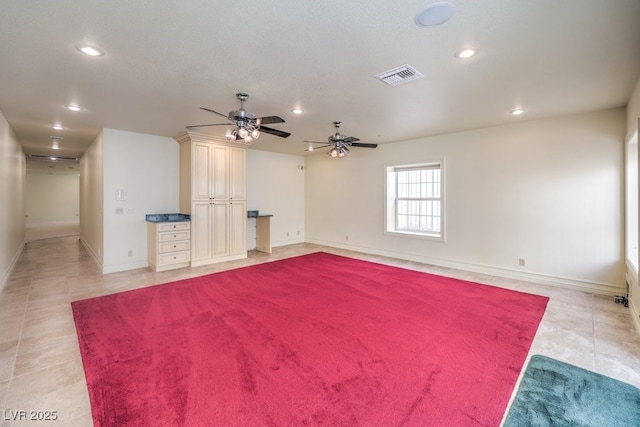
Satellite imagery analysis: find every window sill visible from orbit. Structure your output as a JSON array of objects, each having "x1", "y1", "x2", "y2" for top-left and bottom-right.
[{"x1": 384, "y1": 230, "x2": 444, "y2": 242}]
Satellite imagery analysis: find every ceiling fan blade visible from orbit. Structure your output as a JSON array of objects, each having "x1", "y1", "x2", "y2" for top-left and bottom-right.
[
  {"x1": 259, "y1": 116, "x2": 285, "y2": 125},
  {"x1": 304, "y1": 143, "x2": 332, "y2": 151},
  {"x1": 186, "y1": 123, "x2": 229, "y2": 129},
  {"x1": 260, "y1": 126, "x2": 291, "y2": 138},
  {"x1": 342, "y1": 136, "x2": 360, "y2": 144},
  {"x1": 200, "y1": 107, "x2": 230, "y2": 119},
  {"x1": 350, "y1": 142, "x2": 378, "y2": 148}
]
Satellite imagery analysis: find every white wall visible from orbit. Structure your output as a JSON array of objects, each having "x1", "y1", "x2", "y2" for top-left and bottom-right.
[
  {"x1": 626, "y1": 74, "x2": 640, "y2": 331},
  {"x1": 79, "y1": 131, "x2": 104, "y2": 269},
  {"x1": 0, "y1": 109, "x2": 25, "y2": 291},
  {"x1": 247, "y1": 150, "x2": 305, "y2": 249},
  {"x1": 102, "y1": 128, "x2": 179, "y2": 273},
  {"x1": 627, "y1": 74, "x2": 640, "y2": 142},
  {"x1": 26, "y1": 173, "x2": 79, "y2": 223},
  {"x1": 306, "y1": 108, "x2": 626, "y2": 294}
]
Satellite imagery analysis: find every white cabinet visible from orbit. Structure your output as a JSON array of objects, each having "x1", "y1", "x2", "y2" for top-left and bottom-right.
[
  {"x1": 229, "y1": 146, "x2": 246, "y2": 200},
  {"x1": 177, "y1": 133, "x2": 247, "y2": 267},
  {"x1": 190, "y1": 202, "x2": 214, "y2": 264},
  {"x1": 191, "y1": 201, "x2": 243, "y2": 263},
  {"x1": 147, "y1": 221, "x2": 191, "y2": 272},
  {"x1": 229, "y1": 200, "x2": 247, "y2": 255}
]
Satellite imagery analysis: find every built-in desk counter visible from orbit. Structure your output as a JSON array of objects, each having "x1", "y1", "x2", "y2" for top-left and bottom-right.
[
  {"x1": 145, "y1": 213, "x2": 191, "y2": 223},
  {"x1": 249, "y1": 214, "x2": 273, "y2": 253}
]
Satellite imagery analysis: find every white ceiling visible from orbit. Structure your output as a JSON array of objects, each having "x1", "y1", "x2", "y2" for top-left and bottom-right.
[{"x1": 1, "y1": 0, "x2": 639, "y2": 165}]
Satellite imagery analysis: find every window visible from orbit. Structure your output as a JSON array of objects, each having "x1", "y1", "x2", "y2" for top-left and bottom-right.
[{"x1": 385, "y1": 161, "x2": 444, "y2": 240}]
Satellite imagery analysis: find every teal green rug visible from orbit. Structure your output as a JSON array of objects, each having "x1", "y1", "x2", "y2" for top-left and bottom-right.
[{"x1": 504, "y1": 355, "x2": 640, "y2": 426}]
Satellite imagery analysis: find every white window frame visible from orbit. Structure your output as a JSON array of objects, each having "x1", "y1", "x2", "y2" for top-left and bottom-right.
[{"x1": 384, "y1": 160, "x2": 445, "y2": 241}]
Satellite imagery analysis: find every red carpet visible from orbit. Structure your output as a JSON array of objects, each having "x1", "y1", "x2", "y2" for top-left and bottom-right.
[{"x1": 72, "y1": 252, "x2": 548, "y2": 426}]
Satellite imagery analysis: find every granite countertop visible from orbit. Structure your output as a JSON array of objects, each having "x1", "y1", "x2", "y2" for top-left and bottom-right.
[{"x1": 145, "y1": 213, "x2": 191, "y2": 223}]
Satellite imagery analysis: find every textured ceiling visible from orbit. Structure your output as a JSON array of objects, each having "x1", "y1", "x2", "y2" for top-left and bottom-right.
[{"x1": 1, "y1": 0, "x2": 639, "y2": 164}]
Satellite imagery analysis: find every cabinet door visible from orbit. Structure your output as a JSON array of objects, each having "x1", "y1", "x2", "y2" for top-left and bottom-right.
[
  {"x1": 229, "y1": 201, "x2": 247, "y2": 255},
  {"x1": 191, "y1": 202, "x2": 212, "y2": 262},
  {"x1": 212, "y1": 145, "x2": 229, "y2": 200},
  {"x1": 212, "y1": 202, "x2": 229, "y2": 258},
  {"x1": 229, "y1": 147, "x2": 246, "y2": 200},
  {"x1": 192, "y1": 143, "x2": 212, "y2": 202}
]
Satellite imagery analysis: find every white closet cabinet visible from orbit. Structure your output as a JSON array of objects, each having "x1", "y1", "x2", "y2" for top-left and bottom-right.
[{"x1": 177, "y1": 132, "x2": 247, "y2": 267}]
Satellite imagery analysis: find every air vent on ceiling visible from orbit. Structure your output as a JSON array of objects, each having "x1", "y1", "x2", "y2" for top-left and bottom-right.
[
  {"x1": 375, "y1": 64, "x2": 424, "y2": 86},
  {"x1": 29, "y1": 154, "x2": 79, "y2": 162}
]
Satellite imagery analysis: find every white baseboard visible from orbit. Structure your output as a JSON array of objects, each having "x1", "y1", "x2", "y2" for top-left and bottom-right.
[
  {"x1": 80, "y1": 238, "x2": 103, "y2": 274},
  {"x1": 272, "y1": 237, "x2": 305, "y2": 248},
  {"x1": 305, "y1": 238, "x2": 625, "y2": 296},
  {"x1": 79, "y1": 237, "x2": 145, "y2": 275},
  {"x1": 103, "y1": 261, "x2": 149, "y2": 274},
  {"x1": 0, "y1": 241, "x2": 25, "y2": 293},
  {"x1": 190, "y1": 252, "x2": 247, "y2": 268}
]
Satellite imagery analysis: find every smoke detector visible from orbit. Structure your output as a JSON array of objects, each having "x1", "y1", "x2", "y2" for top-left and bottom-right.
[{"x1": 415, "y1": 2, "x2": 455, "y2": 27}]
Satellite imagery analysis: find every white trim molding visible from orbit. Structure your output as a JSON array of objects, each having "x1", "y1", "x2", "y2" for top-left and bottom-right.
[
  {"x1": 0, "y1": 242, "x2": 25, "y2": 293},
  {"x1": 306, "y1": 238, "x2": 626, "y2": 296}
]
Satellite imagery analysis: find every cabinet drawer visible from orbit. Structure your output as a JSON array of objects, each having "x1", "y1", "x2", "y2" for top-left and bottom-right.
[
  {"x1": 158, "y1": 250, "x2": 190, "y2": 266},
  {"x1": 158, "y1": 230, "x2": 190, "y2": 242},
  {"x1": 158, "y1": 240, "x2": 190, "y2": 253},
  {"x1": 158, "y1": 222, "x2": 190, "y2": 232}
]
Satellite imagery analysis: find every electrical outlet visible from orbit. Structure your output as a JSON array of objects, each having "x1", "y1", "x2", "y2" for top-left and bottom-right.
[
  {"x1": 346, "y1": 235, "x2": 349, "y2": 241},
  {"x1": 518, "y1": 258, "x2": 526, "y2": 266},
  {"x1": 128, "y1": 250, "x2": 133, "y2": 257}
]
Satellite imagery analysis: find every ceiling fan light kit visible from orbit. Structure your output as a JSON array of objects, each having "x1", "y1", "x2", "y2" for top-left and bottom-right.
[
  {"x1": 328, "y1": 144, "x2": 349, "y2": 158},
  {"x1": 305, "y1": 121, "x2": 378, "y2": 159},
  {"x1": 187, "y1": 92, "x2": 290, "y2": 144},
  {"x1": 188, "y1": 97, "x2": 376, "y2": 158}
]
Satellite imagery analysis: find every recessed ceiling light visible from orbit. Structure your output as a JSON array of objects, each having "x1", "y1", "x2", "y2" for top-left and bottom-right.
[
  {"x1": 415, "y1": 2, "x2": 455, "y2": 27},
  {"x1": 291, "y1": 108, "x2": 303, "y2": 115},
  {"x1": 75, "y1": 43, "x2": 104, "y2": 57},
  {"x1": 66, "y1": 104, "x2": 81, "y2": 112},
  {"x1": 52, "y1": 123, "x2": 63, "y2": 130},
  {"x1": 511, "y1": 108, "x2": 526, "y2": 116},
  {"x1": 455, "y1": 48, "x2": 477, "y2": 59}
]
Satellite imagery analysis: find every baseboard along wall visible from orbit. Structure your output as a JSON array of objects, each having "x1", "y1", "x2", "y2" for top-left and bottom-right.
[{"x1": 306, "y1": 238, "x2": 626, "y2": 297}]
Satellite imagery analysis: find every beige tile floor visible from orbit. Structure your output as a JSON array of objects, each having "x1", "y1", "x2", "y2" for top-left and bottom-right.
[{"x1": 1, "y1": 236, "x2": 639, "y2": 426}]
